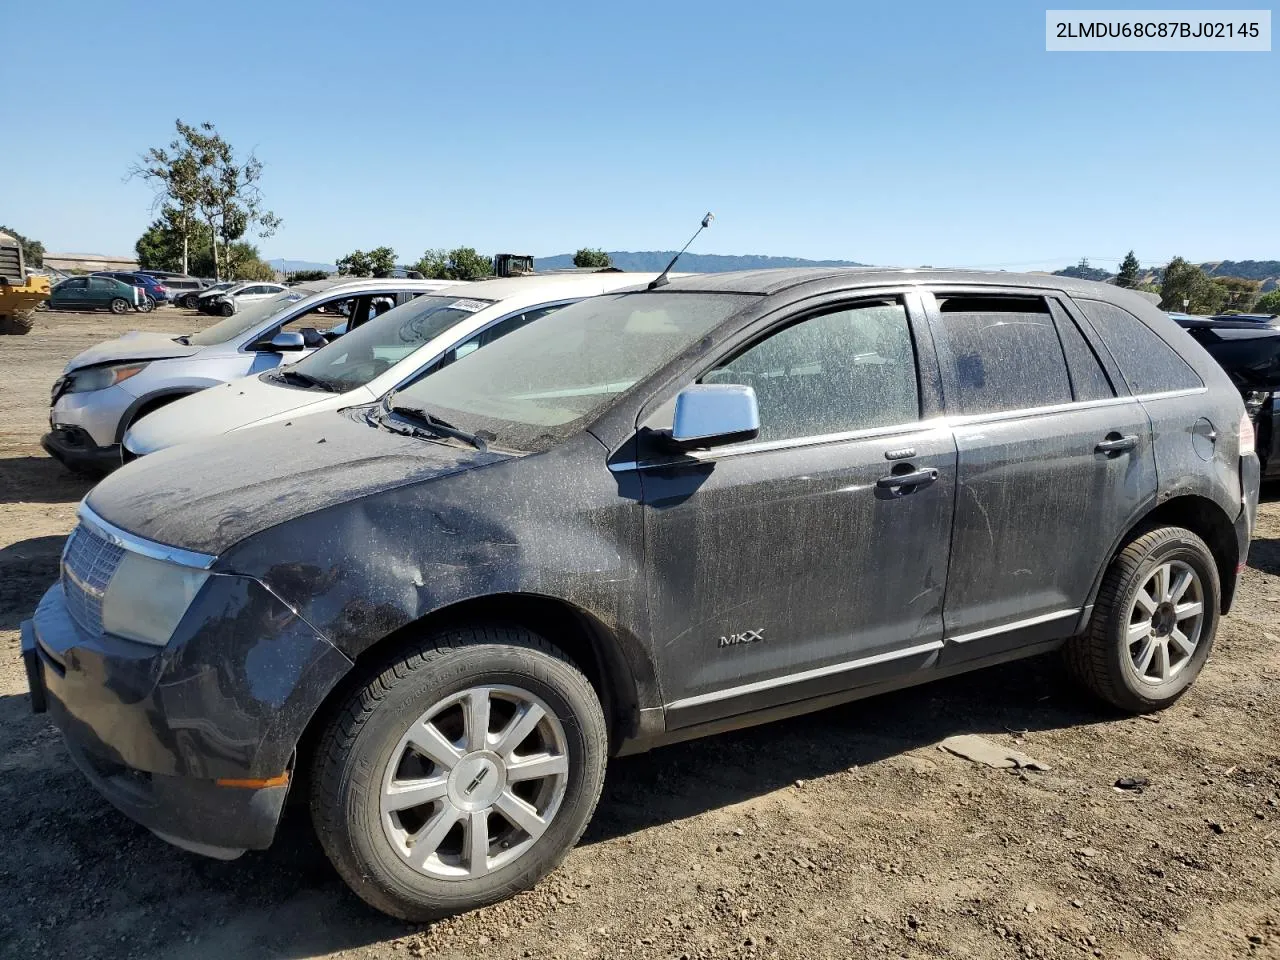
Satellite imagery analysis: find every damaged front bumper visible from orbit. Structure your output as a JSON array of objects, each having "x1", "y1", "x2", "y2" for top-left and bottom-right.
[{"x1": 21, "y1": 572, "x2": 353, "y2": 858}]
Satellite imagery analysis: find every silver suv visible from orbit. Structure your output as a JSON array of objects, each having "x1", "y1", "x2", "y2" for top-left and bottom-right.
[{"x1": 42, "y1": 277, "x2": 459, "y2": 472}]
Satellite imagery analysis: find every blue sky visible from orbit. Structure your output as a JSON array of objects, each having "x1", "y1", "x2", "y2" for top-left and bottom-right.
[{"x1": 2, "y1": 1, "x2": 1275, "y2": 271}]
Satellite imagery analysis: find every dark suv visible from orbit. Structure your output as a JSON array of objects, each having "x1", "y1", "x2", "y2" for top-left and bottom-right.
[
  {"x1": 1171, "y1": 312, "x2": 1280, "y2": 479},
  {"x1": 22, "y1": 270, "x2": 1259, "y2": 921}
]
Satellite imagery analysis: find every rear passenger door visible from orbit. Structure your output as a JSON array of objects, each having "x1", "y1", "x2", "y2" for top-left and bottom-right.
[{"x1": 925, "y1": 289, "x2": 1157, "y2": 664}]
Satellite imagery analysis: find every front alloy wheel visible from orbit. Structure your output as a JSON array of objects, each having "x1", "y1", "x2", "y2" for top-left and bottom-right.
[
  {"x1": 380, "y1": 685, "x2": 569, "y2": 880},
  {"x1": 311, "y1": 627, "x2": 607, "y2": 921}
]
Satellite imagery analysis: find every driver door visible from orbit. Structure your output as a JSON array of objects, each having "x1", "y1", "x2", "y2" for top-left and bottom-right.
[{"x1": 638, "y1": 294, "x2": 958, "y2": 728}]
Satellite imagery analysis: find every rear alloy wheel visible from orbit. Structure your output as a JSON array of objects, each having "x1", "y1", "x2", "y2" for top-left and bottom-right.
[
  {"x1": 1065, "y1": 525, "x2": 1219, "y2": 712},
  {"x1": 109, "y1": 297, "x2": 129, "y2": 315},
  {"x1": 311, "y1": 627, "x2": 607, "y2": 921}
]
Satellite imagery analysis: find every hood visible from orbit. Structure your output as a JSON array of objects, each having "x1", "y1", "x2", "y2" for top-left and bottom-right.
[
  {"x1": 124, "y1": 373, "x2": 349, "y2": 456},
  {"x1": 65, "y1": 331, "x2": 201, "y2": 372},
  {"x1": 89, "y1": 411, "x2": 513, "y2": 556}
]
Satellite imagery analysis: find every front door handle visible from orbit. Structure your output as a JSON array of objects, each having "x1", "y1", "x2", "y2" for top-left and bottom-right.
[
  {"x1": 1096, "y1": 434, "x2": 1139, "y2": 454},
  {"x1": 876, "y1": 467, "x2": 939, "y2": 490}
]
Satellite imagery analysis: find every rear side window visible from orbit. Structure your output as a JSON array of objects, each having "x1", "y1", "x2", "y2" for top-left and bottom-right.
[
  {"x1": 934, "y1": 295, "x2": 1071, "y2": 415},
  {"x1": 1053, "y1": 306, "x2": 1115, "y2": 401},
  {"x1": 1075, "y1": 300, "x2": 1203, "y2": 394}
]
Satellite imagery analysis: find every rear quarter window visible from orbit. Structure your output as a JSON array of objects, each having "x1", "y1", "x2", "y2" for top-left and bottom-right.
[{"x1": 1075, "y1": 299, "x2": 1203, "y2": 394}]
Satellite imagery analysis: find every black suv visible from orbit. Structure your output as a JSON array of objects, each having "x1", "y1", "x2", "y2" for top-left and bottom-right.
[
  {"x1": 23, "y1": 269, "x2": 1259, "y2": 920},
  {"x1": 1172, "y1": 312, "x2": 1280, "y2": 479}
]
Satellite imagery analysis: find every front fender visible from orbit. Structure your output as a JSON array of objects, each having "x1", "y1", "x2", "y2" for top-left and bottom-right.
[{"x1": 219, "y1": 437, "x2": 662, "y2": 713}]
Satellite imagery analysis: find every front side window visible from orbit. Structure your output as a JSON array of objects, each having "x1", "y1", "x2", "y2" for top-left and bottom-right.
[
  {"x1": 289, "y1": 295, "x2": 498, "y2": 391},
  {"x1": 1075, "y1": 299, "x2": 1203, "y2": 394},
  {"x1": 935, "y1": 295, "x2": 1072, "y2": 415},
  {"x1": 703, "y1": 300, "x2": 920, "y2": 443}
]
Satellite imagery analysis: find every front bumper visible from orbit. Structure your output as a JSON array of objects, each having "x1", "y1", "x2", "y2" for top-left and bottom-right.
[
  {"x1": 41, "y1": 426, "x2": 121, "y2": 473},
  {"x1": 21, "y1": 570, "x2": 352, "y2": 857},
  {"x1": 49, "y1": 381, "x2": 134, "y2": 449}
]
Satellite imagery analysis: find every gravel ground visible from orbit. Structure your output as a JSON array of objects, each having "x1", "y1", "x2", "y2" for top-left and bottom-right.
[{"x1": 1, "y1": 308, "x2": 1278, "y2": 960}]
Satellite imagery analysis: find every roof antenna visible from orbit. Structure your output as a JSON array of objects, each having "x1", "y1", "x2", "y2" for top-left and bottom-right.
[{"x1": 648, "y1": 212, "x2": 714, "y2": 290}]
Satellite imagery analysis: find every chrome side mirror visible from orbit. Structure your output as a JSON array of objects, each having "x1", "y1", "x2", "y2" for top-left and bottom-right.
[
  {"x1": 670, "y1": 383, "x2": 760, "y2": 449},
  {"x1": 269, "y1": 331, "x2": 306, "y2": 351}
]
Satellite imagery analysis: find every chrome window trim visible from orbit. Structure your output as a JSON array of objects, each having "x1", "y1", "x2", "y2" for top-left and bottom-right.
[
  {"x1": 612, "y1": 387, "x2": 1206, "y2": 472},
  {"x1": 77, "y1": 501, "x2": 217, "y2": 570},
  {"x1": 663, "y1": 608, "x2": 1082, "y2": 711},
  {"x1": 665, "y1": 639, "x2": 945, "y2": 711}
]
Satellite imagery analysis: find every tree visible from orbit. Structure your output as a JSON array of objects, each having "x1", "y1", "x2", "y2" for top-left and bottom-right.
[
  {"x1": 411, "y1": 247, "x2": 494, "y2": 281},
  {"x1": 573, "y1": 247, "x2": 612, "y2": 269},
  {"x1": 1158, "y1": 257, "x2": 1227, "y2": 314},
  {"x1": 0, "y1": 226, "x2": 44, "y2": 267},
  {"x1": 1211, "y1": 276, "x2": 1261, "y2": 313},
  {"x1": 367, "y1": 246, "x2": 397, "y2": 278},
  {"x1": 1116, "y1": 250, "x2": 1141, "y2": 288},
  {"x1": 286, "y1": 269, "x2": 331, "y2": 284},
  {"x1": 337, "y1": 250, "x2": 373, "y2": 276},
  {"x1": 133, "y1": 121, "x2": 281, "y2": 280},
  {"x1": 1255, "y1": 289, "x2": 1280, "y2": 315},
  {"x1": 135, "y1": 218, "x2": 215, "y2": 276}
]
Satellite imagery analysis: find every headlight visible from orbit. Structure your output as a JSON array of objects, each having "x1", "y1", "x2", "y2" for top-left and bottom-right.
[
  {"x1": 101, "y1": 552, "x2": 209, "y2": 646},
  {"x1": 66, "y1": 362, "x2": 149, "y2": 394}
]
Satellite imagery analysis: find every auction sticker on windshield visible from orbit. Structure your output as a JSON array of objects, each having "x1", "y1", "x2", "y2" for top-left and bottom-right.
[{"x1": 448, "y1": 299, "x2": 489, "y2": 312}]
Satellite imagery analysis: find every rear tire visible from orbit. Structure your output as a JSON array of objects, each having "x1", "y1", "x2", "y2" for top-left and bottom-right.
[
  {"x1": 1065, "y1": 526, "x2": 1219, "y2": 712},
  {"x1": 310, "y1": 625, "x2": 607, "y2": 921},
  {"x1": 109, "y1": 298, "x2": 129, "y2": 314}
]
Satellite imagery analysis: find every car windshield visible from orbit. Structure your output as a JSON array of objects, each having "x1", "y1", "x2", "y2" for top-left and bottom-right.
[
  {"x1": 186, "y1": 291, "x2": 308, "y2": 345},
  {"x1": 385, "y1": 292, "x2": 753, "y2": 451},
  {"x1": 287, "y1": 295, "x2": 497, "y2": 391}
]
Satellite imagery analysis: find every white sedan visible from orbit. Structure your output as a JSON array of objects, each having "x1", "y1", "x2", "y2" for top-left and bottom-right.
[{"x1": 123, "y1": 272, "x2": 668, "y2": 458}]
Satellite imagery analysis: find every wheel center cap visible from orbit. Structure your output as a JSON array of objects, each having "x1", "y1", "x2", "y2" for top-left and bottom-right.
[
  {"x1": 1153, "y1": 603, "x2": 1176, "y2": 637},
  {"x1": 447, "y1": 751, "x2": 505, "y2": 810}
]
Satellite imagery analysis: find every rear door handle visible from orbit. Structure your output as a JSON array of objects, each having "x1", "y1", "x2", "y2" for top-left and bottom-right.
[
  {"x1": 876, "y1": 468, "x2": 939, "y2": 489},
  {"x1": 1096, "y1": 434, "x2": 1139, "y2": 454}
]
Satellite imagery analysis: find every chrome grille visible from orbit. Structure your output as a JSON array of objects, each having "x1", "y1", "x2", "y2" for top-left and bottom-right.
[{"x1": 61, "y1": 523, "x2": 125, "y2": 636}]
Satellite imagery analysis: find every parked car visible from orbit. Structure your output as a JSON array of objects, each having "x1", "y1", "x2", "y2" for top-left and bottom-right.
[
  {"x1": 22, "y1": 270, "x2": 1258, "y2": 921},
  {"x1": 124, "y1": 273, "x2": 668, "y2": 458},
  {"x1": 187, "y1": 280, "x2": 236, "y2": 310},
  {"x1": 47, "y1": 275, "x2": 143, "y2": 314},
  {"x1": 200, "y1": 281, "x2": 289, "y2": 316},
  {"x1": 41, "y1": 277, "x2": 459, "y2": 473},
  {"x1": 93, "y1": 271, "x2": 172, "y2": 305},
  {"x1": 1172, "y1": 311, "x2": 1280, "y2": 479}
]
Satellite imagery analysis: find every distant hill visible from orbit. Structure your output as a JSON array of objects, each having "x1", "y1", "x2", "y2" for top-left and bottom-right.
[
  {"x1": 534, "y1": 251, "x2": 867, "y2": 273},
  {"x1": 1052, "y1": 260, "x2": 1278, "y2": 292},
  {"x1": 1053, "y1": 263, "x2": 1113, "y2": 282}
]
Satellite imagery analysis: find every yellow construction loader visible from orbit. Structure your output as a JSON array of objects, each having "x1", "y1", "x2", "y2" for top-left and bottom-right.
[{"x1": 0, "y1": 232, "x2": 51, "y2": 335}]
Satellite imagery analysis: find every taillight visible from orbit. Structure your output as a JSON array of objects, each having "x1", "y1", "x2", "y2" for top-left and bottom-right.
[
  {"x1": 155, "y1": 285, "x2": 168, "y2": 293},
  {"x1": 1240, "y1": 412, "x2": 1256, "y2": 456}
]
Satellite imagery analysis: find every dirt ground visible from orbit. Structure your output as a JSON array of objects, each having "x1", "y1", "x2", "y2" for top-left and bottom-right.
[{"x1": 1, "y1": 307, "x2": 1279, "y2": 960}]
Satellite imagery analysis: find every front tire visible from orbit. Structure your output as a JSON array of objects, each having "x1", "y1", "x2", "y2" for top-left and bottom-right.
[
  {"x1": 1065, "y1": 526, "x2": 1219, "y2": 712},
  {"x1": 310, "y1": 626, "x2": 608, "y2": 921},
  {"x1": 109, "y1": 298, "x2": 129, "y2": 314},
  {"x1": 218, "y1": 301, "x2": 235, "y2": 317}
]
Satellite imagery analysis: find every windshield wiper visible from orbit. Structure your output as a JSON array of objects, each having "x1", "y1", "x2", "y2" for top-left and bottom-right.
[
  {"x1": 381, "y1": 402, "x2": 488, "y2": 452},
  {"x1": 275, "y1": 369, "x2": 338, "y2": 392}
]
